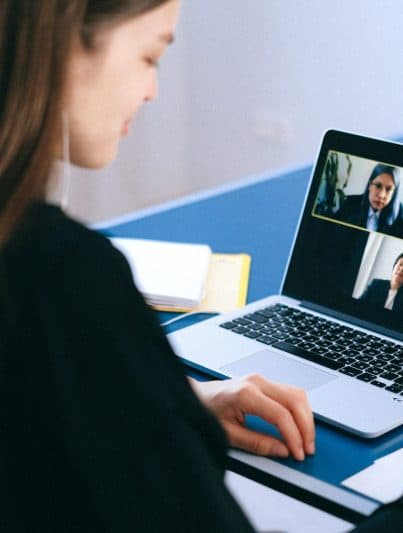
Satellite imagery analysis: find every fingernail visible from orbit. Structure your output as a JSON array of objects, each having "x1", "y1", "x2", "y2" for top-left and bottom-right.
[
  {"x1": 296, "y1": 448, "x2": 305, "y2": 461},
  {"x1": 307, "y1": 442, "x2": 315, "y2": 455},
  {"x1": 274, "y1": 445, "x2": 289, "y2": 458}
]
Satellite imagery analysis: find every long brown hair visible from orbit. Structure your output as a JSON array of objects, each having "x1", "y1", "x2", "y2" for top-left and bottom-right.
[{"x1": 0, "y1": 0, "x2": 169, "y2": 244}]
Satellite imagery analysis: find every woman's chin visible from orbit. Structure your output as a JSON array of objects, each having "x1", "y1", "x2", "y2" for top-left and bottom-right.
[{"x1": 71, "y1": 145, "x2": 118, "y2": 170}]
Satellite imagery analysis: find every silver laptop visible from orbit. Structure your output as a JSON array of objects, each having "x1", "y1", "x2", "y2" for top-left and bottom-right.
[{"x1": 168, "y1": 130, "x2": 403, "y2": 438}]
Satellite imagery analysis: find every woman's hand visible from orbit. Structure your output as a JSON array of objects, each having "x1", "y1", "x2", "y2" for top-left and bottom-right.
[{"x1": 189, "y1": 374, "x2": 315, "y2": 461}]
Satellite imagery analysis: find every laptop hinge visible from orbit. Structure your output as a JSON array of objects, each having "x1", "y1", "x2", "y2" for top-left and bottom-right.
[{"x1": 300, "y1": 301, "x2": 403, "y2": 343}]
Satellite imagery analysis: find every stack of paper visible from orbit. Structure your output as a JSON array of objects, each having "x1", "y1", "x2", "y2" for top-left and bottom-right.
[
  {"x1": 110, "y1": 237, "x2": 251, "y2": 313},
  {"x1": 342, "y1": 447, "x2": 403, "y2": 503},
  {"x1": 111, "y1": 238, "x2": 211, "y2": 310}
]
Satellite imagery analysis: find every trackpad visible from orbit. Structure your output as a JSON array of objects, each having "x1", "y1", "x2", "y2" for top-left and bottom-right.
[{"x1": 222, "y1": 349, "x2": 336, "y2": 391}]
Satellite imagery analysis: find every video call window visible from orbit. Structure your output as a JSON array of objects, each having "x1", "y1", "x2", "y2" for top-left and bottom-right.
[
  {"x1": 312, "y1": 150, "x2": 403, "y2": 314},
  {"x1": 312, "y1": 151, "x2": 403, "y2": 239},
  {"x1": 352, "y1": 234, "x2": 403, "y2": 313}
]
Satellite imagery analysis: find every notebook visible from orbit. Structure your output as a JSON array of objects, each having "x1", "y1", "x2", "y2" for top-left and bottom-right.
[
  {"x1": 168, "y1": 130, "x2": 403, "y2": 438},
  {"x1": 111, "y1": 237, "x2": 251, "y2": 313},
  {"x1": 110, "y1": 238, "x2": 211, "y2": 310}
]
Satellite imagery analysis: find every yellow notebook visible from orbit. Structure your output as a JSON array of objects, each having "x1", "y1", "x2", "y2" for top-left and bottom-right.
[{"x1": 157, "y1": 253, "x2": 251, "y2": 313}]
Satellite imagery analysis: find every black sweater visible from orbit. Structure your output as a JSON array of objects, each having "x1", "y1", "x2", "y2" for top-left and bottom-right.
[{"x1": 0, "y1": 204, "x2": 253, "y2": 532}]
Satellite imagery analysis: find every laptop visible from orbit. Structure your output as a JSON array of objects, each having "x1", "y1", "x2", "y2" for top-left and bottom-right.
[{"x1": 168, "y1": 129, "x2": 403, "y2": 438}]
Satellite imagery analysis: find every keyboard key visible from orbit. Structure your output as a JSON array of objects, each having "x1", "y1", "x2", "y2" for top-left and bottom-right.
[
  {"x1": 368, "y1": 342, "x2": 383, "y2": 350},
  {"x1": 271, "y1": 341, "x2": 343, "y2": 370},
  {"x1": 277, "y1": 325, "x2": 295, "y2": 334},
  {"x1": 339, "y1": 366, "x2": 362, "y2": 377},
  {"x1": 363, "y1": 348, "x2": 381, "y2": 357},
  {"x1": 338, "y1": 339, "x2": 352, "y2": 347},
  {"x1": 345, "y1": 349, "x2": 360, "y2": 358},
  {"x1": 220, "y1": 321, "x2": 237, "y2": 330},
  {"x1": 325, "y1": 351, "x2": 343, "y2": 360},
  {"x1": 299, "y1": 341, "x2": 315, "y2": 351},
  {"x1": 272, "y1": 332, "x2": 290, "y2": 341},
  {"x1": 312, "y1": 346, "x2": 328, "y2": 355},
  {"x1": 338, "y1": 356, "x2": 356, "y2": 366},
  {"x1": 386, "y1": 363, "x2": 401, "y2": 373},
  {"x1": 367, "y1": 366, "x2": 382, "y2": 376},
  {"x1": 244, "y1": 331, "x2": 261, "y2": 339},
  {"x1": 256, "y1": 335, "x2": 276, "y2": 346},
  {"x1": 354, "y1": 354, "x2": 373, "y2": 363},
  {"x1": 258, "y1": 308, "x2": 277, "y2": 318},
  {"x1": 371, "y1": 380, "x2": 386, "y2": 388},
  {"x1": 383, "y1": 346, "x2": 398, "y2": 354},
  {"x1": 385, "y1": 384, "x2": 403, "y2": 393},
  {"x1": 370, "y1": 360, "x2": 384, "y2": 368},
  {"x1": 244, "y1": 313, "x2": 269, "y2": 324},
  {"x1": 351, "y1": 362, "x2": 369, "y2": 371},
  {"x1": 286, "y1": 337, "x2": 302, "y2": 347},
  {"x1": 379, "y1": 372, "x2": 398, "y2": 382},
  {"x1": 317, "y1": 341, "x2": 332, "y2": 348},
  {"x1": 356, "y1": 373, "x2": 374, "y2": 382},
  {"x1": 249, "y1": 323, "x2": 265, "y2": 331},
  {"x1": 234, "y1": 318, "x2": 251, "y2": 326},
  {"x1": 330, "y1": 345, "x2": 345, "y2": 354},
  {"x1": 377, "y1": 354, "x2": 391, "y2": 363},
  {"x1": 232, "y1": 326, "x2": 249, "y2": 334}
]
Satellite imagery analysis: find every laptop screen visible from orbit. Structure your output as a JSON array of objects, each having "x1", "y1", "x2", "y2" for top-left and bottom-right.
[{"x1": 282, "y1": 130, "x2": 403, "y2": 338}]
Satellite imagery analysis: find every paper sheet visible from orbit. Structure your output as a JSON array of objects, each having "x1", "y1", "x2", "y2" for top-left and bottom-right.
[
  {"x1": 342, "y1": 447, "x2": 403, "y2": 503},
  {"x1": 226, "y1": 471, "x2": 352, "y2": 532}
]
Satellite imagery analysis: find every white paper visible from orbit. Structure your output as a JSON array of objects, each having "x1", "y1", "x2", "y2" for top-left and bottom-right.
[
  {"x1": 225, "y1": 471, "x2": 352, "y2": 532},
  {"x1": 342, "y1": 447, "x2": 403, "y2": 503},
  {"x1": 110, "y1": 238, "x2": 211, "y2": 308}
]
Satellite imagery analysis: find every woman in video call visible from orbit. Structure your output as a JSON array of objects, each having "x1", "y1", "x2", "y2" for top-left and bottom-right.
[
  {"x1": 335, "y1": 163, "x2": 403, "y2": 238},
  {"x1": 361, "y1": 253, "x2": 403, "y2": 312},
  {"x1": 1, "y1": 1, "x2": 402, "y2": 531}
]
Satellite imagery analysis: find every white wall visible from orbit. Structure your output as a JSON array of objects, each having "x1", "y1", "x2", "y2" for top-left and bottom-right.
[{"x1": 67, "y1": 0, "x2": 403, "y2": 223}]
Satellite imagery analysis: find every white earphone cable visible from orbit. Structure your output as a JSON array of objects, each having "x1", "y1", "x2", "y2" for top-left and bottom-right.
[{"x1": 61, "y1": 111, "x2": 71, "y2": 210}]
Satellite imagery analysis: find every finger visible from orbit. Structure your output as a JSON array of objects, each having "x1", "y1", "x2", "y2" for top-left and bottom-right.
[
  {"x1": 288, "y1": 396, "x2": 315, "y2": 455},
  {"x1": 271, "y1": 388, "x2": 315, "y2": 455},
  {"x1": 236, "y1": 385, "x2": 306, "y2": 460},
  {"x1": 225, "y1": 421, "x2": 290, "y2": 458},
  {"x1": 258, "y1": 396, "x2": 306, "y2": 461},
  {"x1": 249, "y1": 376, "x2": 315, "y2": 455}
]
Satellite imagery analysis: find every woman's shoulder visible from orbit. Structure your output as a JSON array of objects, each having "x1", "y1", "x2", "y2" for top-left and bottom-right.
[
  {"x1": 341, "y1": 194, "x2": 362, "y2": 208},
  {"x1": 4, "y1": 202, "x2": 126, "y2": 278},
  {"x1": 334, "y1": 194, "x2": 362, "y2": 220}
]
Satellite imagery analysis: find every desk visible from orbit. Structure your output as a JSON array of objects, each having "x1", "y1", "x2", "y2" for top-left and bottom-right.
[{"x1": 97, "y1": 164, "x2": 403, "y2": 524}]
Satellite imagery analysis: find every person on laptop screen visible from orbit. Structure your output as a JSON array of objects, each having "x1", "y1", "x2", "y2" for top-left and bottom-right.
[
  {"x1": 0, "y1": 1, "x2": 402, "y2": 531},
  {"x1": 361, "y1": 253, "x2": 403, "y2": 311},
  {"x1": 335, "y1": 163, "x2": 403, "y2": 237}
]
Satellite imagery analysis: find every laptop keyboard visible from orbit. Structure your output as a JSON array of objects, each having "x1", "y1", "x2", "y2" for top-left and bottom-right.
[{"x1": 220, "y1": 304, "x2": 403, "y2": 395}]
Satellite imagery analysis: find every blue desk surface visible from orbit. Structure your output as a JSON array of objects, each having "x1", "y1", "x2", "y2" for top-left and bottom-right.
[{"x1": 99, "y1": 165, "x2": 403, "y2": 517}]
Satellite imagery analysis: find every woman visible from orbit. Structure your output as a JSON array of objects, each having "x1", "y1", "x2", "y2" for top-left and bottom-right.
[
  {"x1": 335, "y1": 163, "x2": 403, "y2": 238},
  {"x1": 0, "y1": 1, "x2": 401, "y2": 530},
  {"x1": 361, "y1": 252, "x2": 403, "y2": 312}
]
